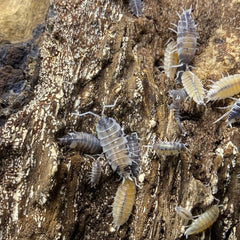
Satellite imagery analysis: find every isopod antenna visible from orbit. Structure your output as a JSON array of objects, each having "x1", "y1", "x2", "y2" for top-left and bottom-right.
[
  {"x1": 72, "y1": 111, "x2": 100, "y2": 119},
  {"x1": 72, "y1": 97, "x2": 119, "y2": 118},
  {"x1": 101, "y1": 97, "x2": 119, "y2": 115}
]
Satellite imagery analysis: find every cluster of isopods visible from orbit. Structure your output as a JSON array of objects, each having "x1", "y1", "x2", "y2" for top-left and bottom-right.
[
  {"x1": 58, "y1": 5, "x2": 240, "y2": 238},
  {"x1": 165, "y1": 6, "x2": 240, "y2": 128},
  {"x1": 59, "y1": 102, "x2": 141, "y2": 229},
  {"x1": 59, "y1": 132, "x2": 103, "y2": 188},
  {"x1": 159, "y1": 6, "x2": 230, "y2": 238}
]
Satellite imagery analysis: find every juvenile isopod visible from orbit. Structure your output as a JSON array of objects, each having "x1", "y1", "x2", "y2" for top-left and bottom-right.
[
  {"x1": 207, "y1": 74, "x2": 240, "y2": 101},
  {"x1": 169, "y1": 88, "x2": 188, "y2": 103},
  {"x1": 126, "y1": 132, "x2": 141, "y2": 178},
  {"x1": 181, "y1": 70, "x2": 205, "y2": 105},
  {"x1": 73, "y1": 100, "x2": 132, "y2": 179},
  {"x1": 171, "y1": 6, "x2": 197, "y2": 65},
  {"x1": 87, "y1": 156, "x2": 102, "y2": 188},
  {"x1": 168, "y1": 88, "x2": 188, "y2": 132},
  {"x1": 58, "y1": 132, "x2": 102, "y2": 154},
  {"x1": 184, "y1": 205, "x2": 220, "y2": 238},
  {"x1": 213, "y1": 98, "x2": 240, "y2": 127},
  {"x1": 112, "y1": 178, "x2": 136, "y2": 229},
  {"x1": 153, "y1": 141, "x2": 186, "y2": 157},
  {"x1": 163, "y1": 40, "x2": 179, "y2": 79}
]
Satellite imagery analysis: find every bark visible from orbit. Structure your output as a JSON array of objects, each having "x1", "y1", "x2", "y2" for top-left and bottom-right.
[{"x1": 0, "y1": 0, "x2": 240, "y2": 239}]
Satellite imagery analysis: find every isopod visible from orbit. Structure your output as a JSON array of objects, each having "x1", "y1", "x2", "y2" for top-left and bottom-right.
[
  {"x1": 96, "y1": 116, "x2": 132, "y2": 179},
  {"x1": 58, "y1": 132, "x2": 102, "y2": 154},
  {"x1": 153, "y1": 141, "x2": 186, "y2": 157},
  {"x1": 214, "y1": 98, "x2": 240, "y2": 127},
  {"x1": 126, "y1": 132, "x2": 141, "y2": 178},
  {"x1": 171, "y1": 6, "x2": 197, "y2": 65},
  {"x1": 112, "y1": 178, "x2": 136, "y2": 229},
  {"x1": 181, "y1": 70, "x2": 205, "y2": 105},
  {"x1": 164, "y1": 40, "x2": 179, "y2": 79},
  {"x1": 207, "y1": 74, "x2": 240, "y2": 101},
  {"x1": 175, "y1": 206, "x2": 193, "y2": 221},
  {"x1": 87, "y1": 156, "x2": 102, "y2": 188},
  {"x1": 169, "y1": 88, "x2": 187, "y2": 103},
  {"x1": 74, "y1": 99, "x2": 132, "y2": 179},
  {"x1": 185, "y1": 205, "x2": 220, "y2": 238},
  {"x1": 169, "y1": 88, "x2": 188, "y2": 132}
]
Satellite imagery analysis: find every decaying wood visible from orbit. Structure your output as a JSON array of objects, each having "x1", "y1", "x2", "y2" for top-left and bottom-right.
[{"x1": 0, "y1": 0, "x2": 240, "y2": 239}]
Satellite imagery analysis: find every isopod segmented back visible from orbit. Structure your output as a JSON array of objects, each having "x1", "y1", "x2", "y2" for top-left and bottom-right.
[
  {"x1": 96, "y1": 116, "x2": 132, "y2": 179},
  {"x1": 58, "y1": 132, "x2": 102, "y2": 154},
  {"x1": 164, "y1": 40, "x2": 179, "y2": 79},
  {"x1": 177, "y1": 6, "x2": 197, "y2": 65},
  {"x1": 126, "y1": 132, "x2": 141, "y2": 178},
  {"x1": 88, "y1": 158, "x2": 102, "y2": 188},
  {"x1": 181, "y1": 71, "x2": 205, "y2": 105},
  {"x1": 185, "y1": 205, "x2": 220, "y2": 238},
  {"x1": 153, "y1": 141, "x2": 186, "y2": 157},
  {"x1": 207, "y1": 74, "x2": 240, "y2": 101},
  {"x1": 112, "y1": 178, "x2": 136, "y2": 229}
]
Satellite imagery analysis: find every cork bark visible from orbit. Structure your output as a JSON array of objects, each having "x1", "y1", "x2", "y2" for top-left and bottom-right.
[{"x1": 0, "y1": 0, "x2": 240, "y2": 239}]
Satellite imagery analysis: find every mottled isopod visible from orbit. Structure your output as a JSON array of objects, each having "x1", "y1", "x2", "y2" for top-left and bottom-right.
[
  {"x1": 181, "y1": 71, "x2": 205, "y2": 105},
  {"x1": 207, "y1": 74, "x2": 240, "y2": 101},
  {"x1": 184, "y1": 205, "x2": 220, "y2": 238},
  {"x1": 153, "y1": 141, "x2": 186, "y2": 157},
  {"x1": 126, "y1": 132, "x2": 141, "y2": 178},
  {"x1": 112, "y1": 178, "x2": 136, "y2": 229},
  {"x1": 164, "y1": 40, "x2": 179, "y2": 79},
  {"x1": 58, "y1": 132, "x2": 102, "y2": 154},
  {"x1": 177, "y1": 6, "x2": 197, "y2": 65}
]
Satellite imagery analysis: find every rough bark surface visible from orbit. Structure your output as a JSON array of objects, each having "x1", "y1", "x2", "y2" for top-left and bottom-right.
[{"x1": 0, "y1": 0, "x2": 240, "y2": 239}]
